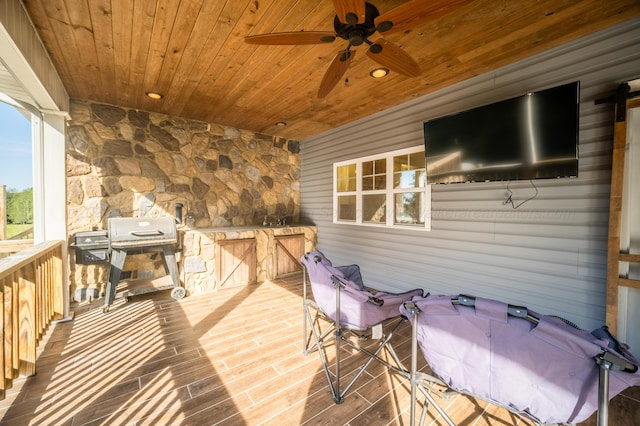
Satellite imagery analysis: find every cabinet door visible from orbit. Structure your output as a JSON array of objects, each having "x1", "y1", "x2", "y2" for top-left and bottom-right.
[
  {"x1": 216, "y1": 239, "x2": 256, "y2": 287},
  {"x1": 274, "y1": 234, "x2": 304, "y2": 278}
]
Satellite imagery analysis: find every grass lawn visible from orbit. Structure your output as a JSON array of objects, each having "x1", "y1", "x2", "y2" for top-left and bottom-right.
[{"x1": 5, "y1": 223, "x2": 34, "y2": 239}]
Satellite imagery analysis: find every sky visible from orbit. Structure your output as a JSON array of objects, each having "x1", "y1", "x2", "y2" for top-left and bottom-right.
[{"x1": 0, "y1": 101, "x2": 32, "y2": 191}]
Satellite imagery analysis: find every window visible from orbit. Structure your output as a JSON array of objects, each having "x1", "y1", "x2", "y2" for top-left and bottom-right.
[
  {"x1": 334, "y1": 146, "x2": 431, "y2": 230},
  {"x1": 0, "y1": 101, "x2": 34, "y2": 243}
]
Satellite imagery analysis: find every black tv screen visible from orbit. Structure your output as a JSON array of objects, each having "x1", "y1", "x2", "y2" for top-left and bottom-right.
[{"x1": 423, "y1": 81, "x2": 579, "y2": 184}]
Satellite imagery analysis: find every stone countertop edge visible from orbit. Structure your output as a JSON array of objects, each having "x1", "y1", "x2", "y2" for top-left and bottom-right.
[{"x1": 181, "y1": 225, "x2": 315, "y2": 233}]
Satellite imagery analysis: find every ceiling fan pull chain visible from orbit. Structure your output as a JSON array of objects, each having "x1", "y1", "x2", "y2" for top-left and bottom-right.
[{"x1": 341, "y1": 43, "x2": 354, "y2": 62}]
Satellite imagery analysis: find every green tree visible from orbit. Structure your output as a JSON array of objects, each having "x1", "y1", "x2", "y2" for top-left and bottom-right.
[{"x1": 6, "y1": 188, "x2": 33, "y2": 224}]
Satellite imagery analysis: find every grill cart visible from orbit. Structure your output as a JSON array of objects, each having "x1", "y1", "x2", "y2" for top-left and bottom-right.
[{"x1": 104, "y1": 216, "x2": 185, "y2": 312}]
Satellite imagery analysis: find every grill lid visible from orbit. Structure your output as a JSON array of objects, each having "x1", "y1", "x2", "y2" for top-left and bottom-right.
[
  {"x1": 73, "y1": 230, "x2": 109, "y2": 247},
  {"x1": 108, "y1": 217, "x2": 177, "y2": 248}
]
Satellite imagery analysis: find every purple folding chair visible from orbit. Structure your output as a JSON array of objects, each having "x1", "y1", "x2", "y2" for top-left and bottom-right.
[
  {"x1": 301, "y1": 250, "x2": 424, "y2": 403},
  {"x1": 400, "y1": 294, "x2": 640, "y2": 426}
]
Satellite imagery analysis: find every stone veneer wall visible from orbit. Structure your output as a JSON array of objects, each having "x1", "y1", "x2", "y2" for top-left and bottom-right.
[{"x1": 66, "y1": 99, "x2": 301, "y2": 295}]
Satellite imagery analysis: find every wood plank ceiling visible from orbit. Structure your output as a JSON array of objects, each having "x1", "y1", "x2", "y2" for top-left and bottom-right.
[{"x1": 20, "y1": 0, "x2": 640, "y2": 140}]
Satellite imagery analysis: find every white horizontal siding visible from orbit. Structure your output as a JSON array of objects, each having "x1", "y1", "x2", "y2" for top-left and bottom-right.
[
  {"x1": 300, "y1": 17, "x2": 640, "y2": 331},
  {"x1": 0, "y1": 1, "x2": 68, "y2": 111}
]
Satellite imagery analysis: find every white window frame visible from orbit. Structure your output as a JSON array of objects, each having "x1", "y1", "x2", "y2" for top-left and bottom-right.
[
  {"x1": 333, "y1": 145, "x2": 431, "y2": 231},
  {"x1": 1, "y1": 13, "x2": 71, "y2": 318}
]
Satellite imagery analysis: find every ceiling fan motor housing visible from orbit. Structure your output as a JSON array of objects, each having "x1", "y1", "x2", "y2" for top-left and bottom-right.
[{"x1": 334, "y1": 2, "x2": 380, "y2": 46}]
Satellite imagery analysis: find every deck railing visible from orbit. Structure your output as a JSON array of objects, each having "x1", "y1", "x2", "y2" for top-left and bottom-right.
[
  {"x1": 0, "y1": 240, "x2": 65, "y2": 400},
  {"x1": 9, "y1": 227, "x2": 34, "y2": 241},
  {"x1": 0, "y1": 239, "x2": 34, "y2": 259}
]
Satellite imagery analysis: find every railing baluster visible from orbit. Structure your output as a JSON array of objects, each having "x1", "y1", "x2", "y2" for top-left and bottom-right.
[
  {"x1": 0, "y1": 281, "x2": 5, "y2": 400},
  {"x1": 6, "y1": 272, "x2": 16, "y2": 383},
  {"x1": 18, "y1": 264, "x2": 36, "y2": 377}
]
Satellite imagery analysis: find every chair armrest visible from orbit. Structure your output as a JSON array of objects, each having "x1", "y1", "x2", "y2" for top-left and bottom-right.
[{"x1": 370, "y1": 288, "x2": 424, "y2": 305}]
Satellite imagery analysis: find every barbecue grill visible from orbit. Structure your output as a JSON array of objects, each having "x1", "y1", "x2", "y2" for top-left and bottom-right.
[{"x1": 104, "y1": 216, "x2": 185, "y2": 312}]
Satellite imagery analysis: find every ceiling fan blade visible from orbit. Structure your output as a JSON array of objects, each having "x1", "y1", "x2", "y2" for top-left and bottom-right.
[
  {"x1": 332, "y1": 0, "x2": 366, "y2": 25},
  {"x1": 366, "y1": 39, "x2": 420, "y2": 77},
  {"x1": 318, "y1": 50, "x2": 356, "y2": 98},
  {"x1": 375, "y1": 0, "x2": 474, "y2": 34},
  {"x1": 245, "y1": 31, "x2": 336, "y2": 45}
]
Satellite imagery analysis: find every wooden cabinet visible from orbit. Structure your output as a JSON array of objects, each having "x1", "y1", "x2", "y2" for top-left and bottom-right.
[
  {"x1": 273, "y1": 234, "x2": 304, "y2": 278},
  {"x1": 181, "y1": 225, "x2": 316, "y2": 293},
  {"x1": 215, "y1": 238, "x2": 256, "y2": 287}
]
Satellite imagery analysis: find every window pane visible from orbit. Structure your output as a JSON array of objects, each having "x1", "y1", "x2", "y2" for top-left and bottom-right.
[
  {"x1": 337, "y1": 164, "x2": 356, "y2": 192},
  {"x1": 393, "y1": 154, "x2": 408, "y2": 173},
  {"x1": 362, "y1": 158, "x2": 386, "y2": 191},
  {"x1": 337, "y1": 195, "x2": 356, "y2": 221},
  {"x1": 409, "y1": 152, "x2": 426, "y2": 169},
  {"x1": 362, "y1": 161, "x2": 373, "y2": 175},
  {"x1": 1, "y1": 103, "x2": 34, "y2": 240},
  {"x1": 394, "y1": 153, "x2": 426, "y2": 188},
  {"x1": 363, "y1": 194, "x2": 386, "y2": 223},
  {"x1": 394, "y1": 169, "x2": 427, "y2": 188},
  {"x1": 362, "y1": 176, "x2": 373, "y2": 191},
  {"x1": 395, "y1": 192, "x2": 425, "y2": 225}
]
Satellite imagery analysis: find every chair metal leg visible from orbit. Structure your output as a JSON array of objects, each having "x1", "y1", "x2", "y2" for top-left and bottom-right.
[
  {"x1": 408, "y1": 303, "x2": 420, "y2": 425},
  {"x1": 303, "y1": 268, "x2": 309, "y2": 355},
  {"x1": 406, "y1": 302, "x2": 455, "y2": 426},
  {"x1": 597, "y1": 359, "x2": 611, "y2": 426},
  {"x1": 334, "y1": 276, "x2": 343, "y2": 403},
  {"x1": 303, "y1": 299, "x2": 340, "y2": 402},
  {"x1": 337, "y1": 318, "x2": 406, "y2": 401}
]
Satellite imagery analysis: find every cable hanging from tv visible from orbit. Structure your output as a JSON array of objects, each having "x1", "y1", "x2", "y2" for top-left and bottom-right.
[{"x1": 502, "y1": 179, "x2": 538, "y2": 209}]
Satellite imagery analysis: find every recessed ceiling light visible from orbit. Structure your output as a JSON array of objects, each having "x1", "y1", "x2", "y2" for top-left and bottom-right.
[
  {"x1": 369, "y1": 67, "x2": 389, "y2": 78},
  {"x1": 145, "y1": 91, "x2": 163, "y2": 100},
  {"x1": 275, "y1": 121, "x2": 287, "y2": 127}
]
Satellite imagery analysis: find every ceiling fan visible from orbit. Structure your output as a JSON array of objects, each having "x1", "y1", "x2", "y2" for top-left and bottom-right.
[{"x1": 245, "y1": 0, "x2": 473, "y2": 98}]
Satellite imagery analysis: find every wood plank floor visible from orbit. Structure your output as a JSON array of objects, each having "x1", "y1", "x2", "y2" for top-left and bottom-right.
[{"x1": 0, "y1": 274, "x2": 638, "y2": 425}]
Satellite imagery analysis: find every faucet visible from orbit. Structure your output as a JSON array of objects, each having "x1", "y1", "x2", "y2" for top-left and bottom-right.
[{"x1": 174, "y1": 203, "x2": 183, "y2": 224}]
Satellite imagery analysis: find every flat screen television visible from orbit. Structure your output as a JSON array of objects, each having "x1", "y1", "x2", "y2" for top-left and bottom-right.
[{"x1": 423, "y1": 81, "x2": 579, "y2": 184}]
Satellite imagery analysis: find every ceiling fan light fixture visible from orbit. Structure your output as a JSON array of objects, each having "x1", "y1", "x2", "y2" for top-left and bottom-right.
[
  {"x1": 370, "y1": 67, "x2": 389, "y2": 78},
  {"x1": 145, "y1": 91, "x2": 163, "y2": 100}
]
